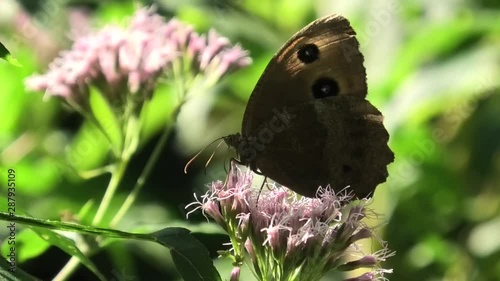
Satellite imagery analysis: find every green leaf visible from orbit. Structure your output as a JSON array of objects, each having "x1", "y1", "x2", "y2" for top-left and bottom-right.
[
  {"x1": 0, "y1": 210, "x2": 106, "y2": 281},
  {"x1": 0, "y1": 42, "x2": 22, "y2": 67},
  {"x1": 66, "y1": 121, "x2": 111, "y2": 170},
  {"x1": 0, "y1": 41, "x2": 9, "y2": 58},
  {"x1": 0, "y1": 213, "x2": 221, "y2": 281},
  {"x1": 152, "y1": 228, "x2": 222, "y2": 281},
  {"x1": 139, "y1": 86, "x2": 176, "y2": 143},
  {"x1": 77, "y1": 200, "x2": 95, "y2": 225},
  {"x1": 1, "y1": 229, "x2": 50, "y2": 263},
  {"x1": 29, "y1": 227, "x2": 107, "y2": 281},
  {"x1": 6, "y1": 159, "x2": 61, "y2": 195},
  {"x1": 89, "y1": 86, "x2": 123, "y2": 155},
  {"x1": 0, "y1": 256, "x2": 41, "y2": 281},
  {"x1": 0, "y1": 204, "x2": 51, "y2": 262}
]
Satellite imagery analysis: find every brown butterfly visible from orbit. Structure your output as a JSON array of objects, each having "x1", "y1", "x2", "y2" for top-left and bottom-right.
[{"x1": 224, "y1": 14, "x2": 394, "y2": 198}]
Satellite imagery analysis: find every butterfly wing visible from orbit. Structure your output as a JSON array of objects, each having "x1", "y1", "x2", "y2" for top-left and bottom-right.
[
  {"x1": 236, "y1": 14, "x2": 393, "y2": 197},
  {"x1": 253, "y1": 96, "x2": 393, "y2": 198},
  {"x1": 242, "y1": 14, "x2": 366, "y2": 135}
]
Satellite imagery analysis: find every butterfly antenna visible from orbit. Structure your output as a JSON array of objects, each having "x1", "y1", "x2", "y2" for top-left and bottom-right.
[
  {"x1": 204, "y1": 140, "x2": 225, "y2": 175},
  {"x1": 184, "y1": 137, "x2": 224, "y2": 174}
]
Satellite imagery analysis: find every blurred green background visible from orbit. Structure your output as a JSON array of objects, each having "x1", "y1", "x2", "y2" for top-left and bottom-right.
[{"x1": 0, "y1": 0, "x2": 499, "y2": 280}]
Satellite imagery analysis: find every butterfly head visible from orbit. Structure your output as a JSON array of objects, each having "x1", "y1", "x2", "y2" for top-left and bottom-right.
[{"x1": 223, "y1": 133, "x2": 259, "y2": 168}]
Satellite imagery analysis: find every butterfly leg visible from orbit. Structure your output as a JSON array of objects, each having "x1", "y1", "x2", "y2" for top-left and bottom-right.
[
  {"x1": 253, "y1": 169, "x2": 265, "y2": 176},
  {"x1": 256, "y1": 176, "x2": 269, "y2": 205}
]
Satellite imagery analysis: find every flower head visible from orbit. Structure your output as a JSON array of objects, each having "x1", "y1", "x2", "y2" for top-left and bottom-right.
[
  {"x1": 230, "y1": 266, "x2": 241, "y2": 281},
  {"x1": 187, "y1": 164, "x2": 393, "y2": 281},
  {"x1": 25, "y1": 6, "x2": 251, "y2": 110}
]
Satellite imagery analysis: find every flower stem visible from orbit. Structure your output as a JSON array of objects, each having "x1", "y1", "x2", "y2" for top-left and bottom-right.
[
  {"x1": 110, "y1": 103, "x2": 183, "y2": 227},
  {"x1": 53, "y1": 159, "x2": 129, "y2": 279},
  {"x1": 53, "y1": 256, "x2": 83, "y2": 281},
  {"x1": 91, "y1": 158, "x2": 128, "y2": 226}
]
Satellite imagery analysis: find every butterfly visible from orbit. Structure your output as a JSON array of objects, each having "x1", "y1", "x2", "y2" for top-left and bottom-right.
[{"x1": 223, "y1": 14, "x2": 394, "y2": 198}]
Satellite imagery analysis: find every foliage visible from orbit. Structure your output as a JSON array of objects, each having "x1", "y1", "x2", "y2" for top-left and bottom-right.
[{"x1": 0, "y1": 0, "x2": 499, "y2": 280}]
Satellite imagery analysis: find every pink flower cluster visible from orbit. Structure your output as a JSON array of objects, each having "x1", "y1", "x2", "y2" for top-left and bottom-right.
[
  {"x1": 25, "y1": 7, "x2": 251, "y2": 105},
  {"x1": 187, "y1": 165, "x2": 393, "y2": 281}
]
